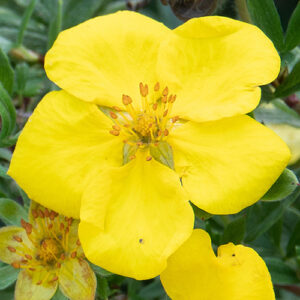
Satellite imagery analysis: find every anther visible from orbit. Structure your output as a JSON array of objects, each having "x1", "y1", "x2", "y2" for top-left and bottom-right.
[
  {"x1": 112, "y1": 106, "x2": 121, "y2": 112},
  {"x1": 13, "y1": 236, "x2": 23, "y2": 243},
  {"x1": 154, "y1": 82, "x2": 160, "y2": 91},
  {"x1": 162, "y1": 86, "x2": 169, "y2": 96},
  {"x1": 60, "y1": 253, "x2": 65, "y2": 260},
  {"x1": 109, "y1": 111, "x2": 118, "y2": 119},
  {"x1": 164, "y1": 129, "x2": 169, "y2": 136},
  {"x1": 48, "y1": 224, "x2": 53, "y2": 230},
  {"x1": 21, "y1": 259, "x2": 28, "y2": 264},
  {"x1": 57, "y1": 262, "x2": 61, "y2": 268},
  {"x1": 37, "y1": 280, "x2": 42, "y2": 285},
  {"x1": 157, "y1": 130, "x2": 162, "y2": 136},
  {"x1": 113, "y1": 125, "x2": 121, "y2": 131},
  {"x1": 122, "y1": 95, "x2": 132, "y2": 105},
  {"x1": 170, "y1": 95, "x2": 177, "y2": 103},
  {"x1": 29, "y1": 268, "x2": 35, "y2": 271},
  {"x1": 129, "y1": 155, "x2": 136, "y2": 160},
  {"x1": 162, "y1": 96, "x2": 167, "y2": 103},
  {"x1": 25, "y1": 254, "x2": 32, "y2": 260},
  {"x1": 65, "y1": 227, "x2": 70, "y2": 234},
  {"x1": 32, "y1": 210, "x2": 38, "y2": 218},
  {"x1": 11, "y1": 262, "x2": 20, "y2": 269},
  {"x1": 137, "y1": 142, "x2": 143, "y2": 147},
  {"x1": 25, "y1": 224, "x2": 32, "y2": 235},
  {"x1": 168, "y1": 94, "x2": 173, "y2": 103},
  {"x1": 109, "y1": 130, "x2": 120, "y2": 136},
  {"x1": 50, "y1": 211, "x2": 56, "y2": 220},
  {"x1": 146, "y1": 156, "x2": 152, "y2": 161},
  {"x1": 38, "y1": 210, "x2": 45, "y2": 218},
  {"x1": 21, "y1": 219, "x2": 27, "y2": 229},
  {"x1": 51, "y1": 276, "x2": 59, "y2": 282},
  {"x1": 152, "y1": 103, "x2": 158, "y2": 110},
  {"x1": 163, "y1": 110, "x2": 168, "y2": 117},
  {"x1": 71, "y1": 251, "x2": 77, "y2": 258},
  {"x1": 7, "y1": 246, "x2": 16, "y2": 253},
  {"x1": 60, "y1": 223, "x2": 64, "y2": 231},
  {"x1": 172, "y1": 116, "x2": 179, "y2": 123},
  {"x1": 44, "y1": 208, "x2": 50, "y2": 218},
  {"x1": 76, "y1": 240, "x2": 81, "y2": 246},
  {"x1": 68, "y1": 218, "x2": 73, "y2": 227},
  {"x1": 139, "y1": 82, "x2": 148, "y2": 97}
]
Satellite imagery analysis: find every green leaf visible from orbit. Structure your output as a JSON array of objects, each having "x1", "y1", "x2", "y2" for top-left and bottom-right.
[
  {"x1": 0, "y1": 48, "x2": 14, "y2": 94},
  {"x1": 245, "y1": 189, "x2": 300, "y2": 242},
  {"x1": 51, "y1": 288, "x2": 68, "y2": 300},
  {"x1": 16, "y1": 0, "x2": 37, "y2": 46},
  {"x1": 264, "y1": 257, "x2": 299, "y2": 284},
  {"x1": 221, "y1": 216, "x2": 246, "y2": 244},
  {"x1": 0, "y1": 148, "x2": 12, "y2": 161},
  {"x1": 261, "y1": 169, "x2": 299, "y2": 202},
  {"x1": 0, "y1": 198, "x2": 28, "y2": 225},
  {"x1": 246, "y1": 0, "x2": 284, "y2": 52},
  {"x1": 17, "y1": 187, "x2": 30, "y2": 211},
  {"x1": 0, "y1": 264, "x2": 18, "y2": 290},
  {"x1": 89, "y1": 263, "x2": 112, "y2": 277},
  {"x1": 96, "y1": 275, "x2": 109, "y2": 300},
  {"x1": 138, "y1": 279, "x2": 166, "y2": 300},
  {"x1": 150, "y1": 141, "x2": 174, "y2": 169},
  {"x1": 0, "y1": 165, "x2": 9, "y2": 179},
  {"x1": 275, "y1": 61, "x2": 300, "y2": 98},
  {"x1": 284, "y1": 3, "x2": 300, "y2": 52},
  {"x1": 192, "y1": 204, "x2": 212, "y2": 221},
  {"x1": 254, "y1": 99, "x2": 300, "y2": 128},
  {"x1": 47, "y1": 0, "x2": 62, "y2": 50}
]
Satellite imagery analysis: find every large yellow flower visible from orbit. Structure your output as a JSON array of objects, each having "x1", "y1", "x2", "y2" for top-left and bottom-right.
[
  {"x1": 8, "y1": 11, "x2": 290, "y2": 279},
  {"x1": 0, "y1": 202, "x2": 96, "y2": 300},
  {"x1": 161, "y1": 229, "x2": 275, "y2": 300}
]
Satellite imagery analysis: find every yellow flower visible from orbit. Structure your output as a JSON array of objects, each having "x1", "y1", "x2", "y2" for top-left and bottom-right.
[
  {"x1": 8, "y1": 12, "x2": 290, "y2": 279},
  {"x1": 0, "y1": 202, "x2": 96, "y2": 300},
  {"x1": 160, "y1": 229, "x2": 275, "y2": 300}
]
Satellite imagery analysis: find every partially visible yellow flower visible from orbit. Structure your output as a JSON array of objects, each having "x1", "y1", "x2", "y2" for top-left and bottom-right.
[
  {"x1": 8, "y1": 12, "x2": 290, "y2": 279},
  {"x1": 0, "y1": 202, "x2": 96, "y2": 300},
  {"x1": 161, "y1": 229, "x2": 275, "y2": 300}
]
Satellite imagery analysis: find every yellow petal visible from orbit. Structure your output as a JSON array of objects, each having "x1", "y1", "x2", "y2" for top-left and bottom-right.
[
  {"x1": 267, "y1": 124, "x2": 300, "y2": 165},
  {"x1": 161, "y1": 229, "x2": 275, "y2": 300},
  {"x1": 0, "y1": 226, "x2": 32, "y2": 264},
  {"x1": 79, "y1": 151, "x2": 194, "y2": 280},
  {"x1": 8, "y1": 90, "x2": 122, "y2": 218},
  {"x1": 169, "y1": 115, "x2": 290, "y2": 214},
  {"x1": 15, "y1": 269, "x2": 58, "y2": 300},
  {"x1": 59, "y1": 259, "x2": 96, "y2": 300},
  {"x1": 158, "y1": 16, "x2": 280, "y2": 122},
  {"x1": 45, "y1": 11, "x2": 170, "y2": 107}
]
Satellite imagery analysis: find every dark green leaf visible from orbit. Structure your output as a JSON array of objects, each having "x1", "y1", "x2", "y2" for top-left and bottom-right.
[
  {"x1": 192, "y1": 203, "x2": 212, "y2": 221},
  {"x1": 287, "y1": 220, "x2": 300, "y2": 257},
  {"x1": 0, "y1": 48, "x2": 14, "y2": 94},
  {"x1": 138, "y1": 279, "x2": 166, "y2": 300},
  {"x1": 96, "y1": 275, "x2": 109, "y2": 300},
  {"x1": 284, "y1": 3, "x2": 300, "y2": 52},
  {"x1": 17, "y1": 187, "x2": 30, "y2": 211},
  {"x1": 89, "y1": 263, "x2": 112, "y2": 277},
  {"x1": 0, "y1": 265, "x2": 18, "y2": 290},
  {"x1": 150, "y1": 141, "x2": 174, "y2": 169},
  {"x1": 247, "y1": 0, "x2": 284, "y2": 51},
  {"x1": 245, "y1": 189, "x2": 300, "y2": 242},
  {"x1": 275, "y1": 61, "x2": 300, "y2": 98},
  {"x1": 0, "y1": 198, "x2": 28, "y2": 225},
  {"x1": 47, "y1": 0, "x2": 62, "y2": 50},
  {"x1": 221, "y1": 216, "x2": 246, "y2": 244},
  {"x1": 261, "y1": 169, "x2": 299, "y2": 202},
  {"x1": 254, "y1": 99, "x2": 300, "y2": 128},
  {"x1": 51, "y1": 288, "x2": 68, "y2": 300},
  {"x1": 0, "y1": 165, "x2": 9, "y2": 179},
  {"x1": 0, "y1": 148, "x2": 12, "y2": 161},
  {"x1": 264, "y1": 257, "x2": 298, "y2": 284}
]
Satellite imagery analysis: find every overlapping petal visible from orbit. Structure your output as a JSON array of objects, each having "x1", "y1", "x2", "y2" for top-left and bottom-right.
[
  {"x1": 8, "y1": 91, "x2": 122, "y2": 218},
  {"x1": 45, "y1": 11, "x2": 170, "y2": 107},
  {"x1": 59, "y1": 259, "x2": 96, "y2": 300},
  {"x1": 15, "y1": 270, "x2": 58, "y2": 300},
  {"x1": 160, "y1": 229, "x2": 275, "y2": 300},
  {"x1": 158, "y1": 16, "x2": 280, "y2": 122},
  {"x1": 168, "y1": 115, "x2": 290, "y2": 214},
  {"x1": 0, "y1": 226, "x2": 32, "y2": 264},
  {"x1": 79, "y1": 151, "x2": 194, "y2": 280}
]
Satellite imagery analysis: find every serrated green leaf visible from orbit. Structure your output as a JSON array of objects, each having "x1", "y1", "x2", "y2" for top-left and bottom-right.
[
  {"x1": 150, "y1": 141, "x2": 174, "y2": 169},
  {"x1": 96, "y1": 275, "x2": 109, "y2": 300},
  {"x1": 246, "y1": 0, "x2": 284, "y2": 51},
  {"x1": 284, "y1": 3, "x2": 300, "y2": 52},
  {"x1": 0, "y1": 198, "x2": 28, "y2": 225},
  {"x1": 245, "y1": 189, "x2": 300, "y2": 242},
  {"x1": 261, "y1": 169, "x2": 299, "y2": 202},
  {"x1": 275, "y1": 61, "x2": 300, "y2": 98},
  {"x1": 221, "y1": 216, "x2": 246, "y2": 244},
  {"x1": 0, "y1": 264, "x2": 18, "y2": 290},
  {"x1": 254, "y1": 99, "x2": 300, "y2": 128},
  {"x1": 264, "y1": 257, "x2": 298, "y2": 285},
  {"x1": 0, "y1": 48, "x2": 14, "y2": 94}
]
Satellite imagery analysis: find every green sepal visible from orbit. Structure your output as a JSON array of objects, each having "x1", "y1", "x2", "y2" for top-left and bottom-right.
[
  {"x1": 0, "y1": 264, "x2": 19, "y2": 290},
  {"x1": 123, "y1": 143, "x2": 138, "y2": 165},
  {"x1": 89, "y1": 262, "x2": 113, "y2": 277},
  {"x1": 150, "y1": 141, "x2": 174, "y2": 169},
  {"x1": 261, "y1": 169, "x2": 299, "y2": 202}
]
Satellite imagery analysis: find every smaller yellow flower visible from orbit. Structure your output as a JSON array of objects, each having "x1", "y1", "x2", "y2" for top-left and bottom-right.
[
  {"x1": 0, "y1": 201, "x2": 96, "y2": 300},
  {"x1": 161, "y1": 229, "x2": 275, "y2": 300}
]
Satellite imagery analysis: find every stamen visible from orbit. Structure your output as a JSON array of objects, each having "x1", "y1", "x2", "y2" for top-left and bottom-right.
[
  {"x1": 146, "y1": 156, "x2": 152, "y2": 161},
  {"x1": 154, "y1": 82, "x2": 160, "y2": 91},
  {"x1": 7, "y1": 246, "x2": 16, "y2": 253},
  {"x1": 162, "y1": 86, "x2": 169, "y2": 96},
  {"x1": 109, "y1": 130, "x2": 120, "y2": 136},
  {"x1": 11, "y1": 262, "x2": 20, "y2": 269},
  {"x1": 13, "y1": 236, "x2": 23, "y2": 243},
  {"x1": 109, "y1": 112, "x2": 118, "y2": 119}
]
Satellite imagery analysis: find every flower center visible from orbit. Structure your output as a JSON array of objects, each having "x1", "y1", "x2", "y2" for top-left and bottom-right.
[
  {"x1": 108, "y1": 82, "x2": 180, "y2": 149},
  {"x1": 39, "y1": 238, "x2": 63, "y2": 264}
]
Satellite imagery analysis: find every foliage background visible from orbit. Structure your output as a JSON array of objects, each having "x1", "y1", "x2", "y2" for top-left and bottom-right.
[{"x1": 0, "y1": 0, "x2": 299, "y2": 299}]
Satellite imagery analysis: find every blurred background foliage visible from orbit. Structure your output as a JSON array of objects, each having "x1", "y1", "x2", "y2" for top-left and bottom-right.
[{"x1": 0, "y1": 0, "x2": 299, "y2": 299}]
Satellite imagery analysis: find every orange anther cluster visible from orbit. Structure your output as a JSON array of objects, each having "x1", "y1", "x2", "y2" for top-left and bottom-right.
[{"x1": 108, "y1": 81, "x2": 180, "y2": 161}]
